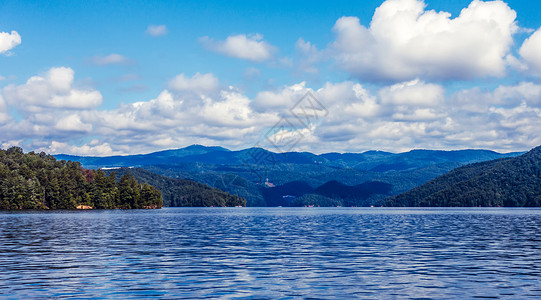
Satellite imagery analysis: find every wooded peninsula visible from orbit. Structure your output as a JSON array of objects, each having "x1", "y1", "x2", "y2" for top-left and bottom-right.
[{"x1": 0, "y1": 147, "x2": 162, "y2": 209}]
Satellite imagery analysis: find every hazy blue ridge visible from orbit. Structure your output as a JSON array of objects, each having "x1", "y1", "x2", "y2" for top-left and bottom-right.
[{"x1": 54, "y1": 145, "x2": 523, "y2": 207}]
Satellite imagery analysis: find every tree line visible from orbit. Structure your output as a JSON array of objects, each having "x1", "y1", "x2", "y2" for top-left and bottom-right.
[
  {"x1": 108, "y1": 167, "x2": 246, "y2": 207},
  {"x1": 0, "y1": 147, "x2": 162, "y2": 209}
]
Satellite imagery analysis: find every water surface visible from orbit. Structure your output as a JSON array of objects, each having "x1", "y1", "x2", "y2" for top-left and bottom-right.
[{"x1": 1, "y1": 208, "x2": 540, "y2": 299}]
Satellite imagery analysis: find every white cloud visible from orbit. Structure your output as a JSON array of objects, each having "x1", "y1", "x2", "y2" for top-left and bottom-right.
[
  {"x1": 251, "y1": 82, "x2": 309, "y2": 113},
  {"x1": 200, "y1": 90, "x2": 259, "y2": 127},
  {"x1": 493, "y1": 82, "x2": 541, "y2": 106},
  {"x1": 317, "y1": 81, "x2": 381, "y2": 118},
  {"x1": 519, "y1": 27, "x2": 541, "y2": 76},
  {"x1": 0, "y1": 31, "x2": 21, "y2": 54},
  {"x1": 168, "y1": 72, "x2": 220, "y2": 93},
  {"x1": 92, "y1": 87, "x2": 276, "y2": 134},
  {"x1": 0, "y1": 95, "x2": 11, "y2": 124},
  {"x1": 262, "y1": 80, "x2": 541, "y2": 152},
  {"x1": 295, "y1": 38, "x2": 317, "y2": 56},
  {"x1": 145, "y1": 24, "x2": 168, "y2": 37},
  {"x1": 55, "y1": 114, "x2": 92, "y2": 133},
  {"x1": 3, "y1": 67, "x2": 103, "y2": 112},
  {"x1": 392, "y1": 108, "x2": 443, "y2": 121},
  {"x1": 450, "y1": 82, "x2": 541, "y2": 112},
  {"x1": 295, "y1": 38, "x2": 324, "y2": 74},
  {"x1": 330, "y1": 0, "x2": 517, "y2": 81},
  {"x1": 0, "y1": 68, "x2": 105, "y2": 151},
  {"x1": 379, "y1": 79, "x2": 444, "y2": 106},
  {"x1": 42, "y1": 141, "x2": 119, "y2": 156},
  {"x1": 3, "y1": 67, "x2": 541, "y2": 155},
  {"x1": 91, "y1": 54, "x2": 134, "y2": 66},
  {"x1": 200, "y1": 34, "x2": 276, "y2": 62},
  {"x1": 73, "y1": 73, "x2": 279, "y2": 154}
]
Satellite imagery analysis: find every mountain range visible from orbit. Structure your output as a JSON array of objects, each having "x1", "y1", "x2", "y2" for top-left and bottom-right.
[{"x1": 55, "y1": 145, "x2": 523, "y2": 207}]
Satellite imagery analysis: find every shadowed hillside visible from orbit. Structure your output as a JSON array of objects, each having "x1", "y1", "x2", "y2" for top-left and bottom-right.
[
  {"x1": 387, "y1": 145, "x2": 541, "y2": 207},
  {"x1": 107, "y1": 167, "x2": 245, "y2": 207},
  {"x1": 55, "y1": 145, "x2": 522, "y2": 207}
]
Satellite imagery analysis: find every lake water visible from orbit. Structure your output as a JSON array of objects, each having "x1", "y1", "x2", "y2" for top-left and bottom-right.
[{"x1": 0, "y1": 208, "x2": 540, "y2": 299}]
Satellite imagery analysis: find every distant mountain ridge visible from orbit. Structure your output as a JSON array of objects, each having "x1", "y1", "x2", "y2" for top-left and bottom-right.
[
  {"x1": 54, "y1": 145, "x2": 524, "y2": 207},
  {"x1": 55, "y1": 145, "x2": 521, "y2": 170},
  {"x1": 387, "y1": 145, "x2": 541, "y2": 207}
]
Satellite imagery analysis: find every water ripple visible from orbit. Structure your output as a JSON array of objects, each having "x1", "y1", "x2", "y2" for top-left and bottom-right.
[{"x1": 0, "y1": 208, "x2": 540, "y2": 299}]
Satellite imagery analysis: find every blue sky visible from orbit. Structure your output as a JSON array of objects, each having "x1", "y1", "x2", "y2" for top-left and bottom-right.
[{"x1": 1, "y1": 0, "x2": 541, "y2": 155}]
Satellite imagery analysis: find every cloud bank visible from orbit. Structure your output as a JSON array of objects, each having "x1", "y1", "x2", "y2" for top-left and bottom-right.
[{"x1": 1, "y1": 67, "x2": 540, "y2": 155}]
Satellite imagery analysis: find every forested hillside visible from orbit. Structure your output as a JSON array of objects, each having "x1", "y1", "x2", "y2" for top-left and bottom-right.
[
  {"x1": 387, "y1": 145, "x2": 541, "y2": 207},
  {"x1": 0, "y1": 147, "x2": 162, "y2": 209},
  {"x1": 55, "y1": 145, "x2": 521, "y2": 207},
  {"x1": 107, "y1": 168, "x2": 246, "y2": 207}
]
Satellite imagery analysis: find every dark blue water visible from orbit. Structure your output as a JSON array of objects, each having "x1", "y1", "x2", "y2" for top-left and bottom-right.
[{"x1": 0, "y1": 208, "x2": 540, "y2": 299}]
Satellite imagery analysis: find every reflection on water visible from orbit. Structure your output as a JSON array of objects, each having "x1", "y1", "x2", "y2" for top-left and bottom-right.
[{"x1": 0, "y1": 208, "x2": 540, "y2": 298}]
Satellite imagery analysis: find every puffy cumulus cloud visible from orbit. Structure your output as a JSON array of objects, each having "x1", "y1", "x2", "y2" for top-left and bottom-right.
[
  {"x1": 316, "y1": 81, "x2": 381, "y2": 118},
  {"x1": 253, "y1": 80, "x2": 541, "y2": 153},
  {"x1": 2, "y1": 67, "x2": 541, "y2": 155},
  {"x1": 0, "y1": 95, "x2": 11, "y2": 124},
  {"x1": 200, "y1": 34, "x2": 276, "y2": 62},
  {"x1": 251, "y1": 82, "x2": 355, "y2": 146},
  {"x1": 76, "y1": 78, "x2": 279, "y2": 153},
  {"x1": 90, "y1": 54, "x2": 134, "y2": 66},
  {"x1": 0, "y1": 31, "x2": 21, "y2": 54},
  {"x1": 451, "y1": 82, "x2": 541, "y2": 112},
  {"x1": 0, "y1": 67, "x2": 104, "y2": 152},
  {"x1": 0, "y1": 95, "x2": 6, "y2": 110},
  {"x1": 55, "y1": 114, "x2": 92, "y2": 133},
  {"x1": 251, "y1": 82, "x2": 309, "y2": 113},
  {"x1": 519, "y1": 27, "x2": 541, "y2": 76},
  {"x1": 304, "y1": 81, "x2": 447, "y2": 149},
  {"x1": 3, "y1": 67, "x2": 103, "y2": 112},
  {"x1": 95, "y1": 88, "x2": 276, "y2": 133},
  {"x1": 145, "y1": 24, "x2": 168, "y2": 37},
  {"x1": 331, "y1": 0, "x2": 517, "y2": 81},
  {"x1": 200, "y1": 91, "x2": 257, "y2": 127},
  {"x1": 294, "y1": 38, "x2": 325, "y2": 74},
  {"x1": 168, "y1": 72, "x2": 220, "y2": 94},
  {"x1": 434, "y1": 83, "x2": 541, "y2": 150},
  {"x1": 252, "y1": 80, "x2": 442, "y2": 150},
  {"x1": 453, "y1": 105, "x2": 541, "y2": 150},
  {"x1": 0, "y1": 70, "x2": 276, "y2": 155},
  {"x1": 379, "y1": 79, "x2": 444, "y2": 107},
  {"x1": 295, "y1": 38, "x2": 316, "y2": 57},
  {"x1": 392, "y1": 108, "x2": 445, "y2": 122},
  {"x1": 492, "y1": 82, "x2": 541, "y2": 106}
]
